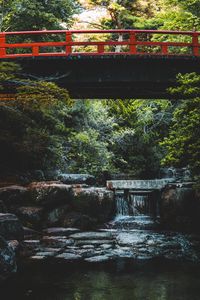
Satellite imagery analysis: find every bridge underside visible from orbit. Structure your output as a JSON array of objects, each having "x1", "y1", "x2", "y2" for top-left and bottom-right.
[{"x1": 3, "y1": 55, "x2": 200, "y2": 99}]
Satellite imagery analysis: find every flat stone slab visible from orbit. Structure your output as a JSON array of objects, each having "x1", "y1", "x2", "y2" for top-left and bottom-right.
[
  {"x1": 75, "y1": 240, "x2": 114, "y2": 246},
  {"x1": 42, "y1": 236, "x2": 74, "y2": 248},
  {"x1": 70, "y1": 231, "x2": 113, "y2": 240},
  {"x1": 85, "y1": 255, "x2": 111, "y2": 263},
  {"x1": 43, "y1": 227, "x2": 80, "y2": 236},
  {"x1": 56, "y1": 253, "x2": 82, "y2": 261}
]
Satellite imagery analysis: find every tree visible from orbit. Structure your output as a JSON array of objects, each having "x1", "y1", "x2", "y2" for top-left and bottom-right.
[
  {"x1": 161, "y1": 73, "x2": 200, "y2": 178},
  {"x1": 0, "y1": 0, "x2": 80, "y2": 31},
  {"x1": 0, "y1": 62, "x2": 73, "y2": 173}
]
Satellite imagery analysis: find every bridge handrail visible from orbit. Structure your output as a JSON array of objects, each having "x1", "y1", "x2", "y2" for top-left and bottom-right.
[{"x1": 0, "y1": 29, "x2": 200, "y2": 58}]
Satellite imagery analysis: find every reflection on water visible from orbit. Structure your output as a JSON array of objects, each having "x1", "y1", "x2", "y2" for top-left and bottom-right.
[{"x1": 1, "y1": 261, "x2": 200, "y2": 300}]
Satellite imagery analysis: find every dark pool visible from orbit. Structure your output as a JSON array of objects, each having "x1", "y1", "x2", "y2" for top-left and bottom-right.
[{"x1": 1, "y1": 260, "x2": 200, "y2": 300}]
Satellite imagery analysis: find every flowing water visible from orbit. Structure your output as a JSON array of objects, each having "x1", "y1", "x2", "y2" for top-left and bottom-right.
[{"x1": 1, "y1": 192, "x2": 200, "y2": 300}]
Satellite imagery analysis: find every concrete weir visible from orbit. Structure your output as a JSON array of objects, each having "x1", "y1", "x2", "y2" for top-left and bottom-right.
[{"x1": 106, "y1": 179, "x2": 174, "y2": 191}]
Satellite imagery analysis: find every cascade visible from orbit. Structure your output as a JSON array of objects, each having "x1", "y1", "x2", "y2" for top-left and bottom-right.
[
  {"x1": 115, "y1": 192, "x2": 154, "y2": 217},
  {"x1": 130, "y1": 194, "x2": 149, "y2": 216}
]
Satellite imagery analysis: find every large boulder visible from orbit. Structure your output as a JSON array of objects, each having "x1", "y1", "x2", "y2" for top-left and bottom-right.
[
  {"x1": 71, "y1": 187, "x2": 115, "y2": 223},
  {"x1": 62, "y1": 212, "x2": 97, "y2": 231},
  {"x1": 160, "y1": 183, "x2": 199, "y2": 231},
  {"x1": 0, "y1": 236, "x2": 17, "y2": 281},
  {"x1": 0, "y1": 213, "x2": 24, "y2": 240},
  {"x1": 0, "y1": 185, "x2": 27, "y2": 208},
  {"x1": 16, "y1": 207, "x2": 44, "y2": 229},
  {"x1": 27, "y1": 182, "x2": 73, "y2": 208},
  {"x1": 58, "y1": 174, "x2": 96, "y2": 185},
  {"x1": 45, "y1": 205, "x2": 70, "y2": 227}
]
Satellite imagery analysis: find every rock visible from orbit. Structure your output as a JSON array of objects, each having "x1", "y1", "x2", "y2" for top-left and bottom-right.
[
  {"x1": 100, "y1": 244, "x2": 113, "y2": 250},
  {"x1": 58, "y1": 174, "x2": 96, "y2": 185},
  {"x1": 0, "y1": 213, "x2": 24, "y2": 240},
  {"x1": 45, "y1": 205, "x2": 70, "y2": 226},
  {"x1": 160, "y1": 184, "x2": 198, "y2": 231},
  {"x1": 7, "y1": 240, "x2": 20, "y2": 252},
  {"x1": 27, "y1": 182, "x2": 73, "y2": 208},
  {"x1": 0, "y1": 201, "x2": 7, "y2": 213},
  {"x1": 70, "y1": 231, "x2": 114, "y2": 240},
  {"x1": 23, "y1": 227, "x2": 42, "y2": 239},
  {"x1": 0, "y1": 185, "x2": 27, "y2": 207},
  {"x1": 116, "y1": 232, "x2": 148, "y2": 246},
  {"x1": 42, "y1": 236, "x2": 74, "y2": 248},
  {"x1": 16, "y1": 207, "x2": 44, "y2": 228},
  {"x1": 72, "y1": 187, "x2": 115, "y2": 223},
  {"x1": 56, "y1": 252, "x2": 82, "y2": 261},
  {"x1": 0, "y1": 236, "x2": 17, "y2": 280},
  {"x1": 85, "y1": 255, "x2": 111, "y2": 263},
  {"x1": 62, "y1": 212, "x2": 97, "y2": 231},
  {"x1": 43, "y1": 227, "x2": 80, "y2": 236},
  {"x1": 34, "y1": 251, "x2": 56, "y2": 257},
  {"x1": 75, "y1": 240, "x2": 114, "y2": 246}
]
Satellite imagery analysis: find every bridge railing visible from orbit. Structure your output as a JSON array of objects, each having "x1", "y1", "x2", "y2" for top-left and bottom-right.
[{"x1": 0, "y1": 29, "x2": 200, "y2": 58}]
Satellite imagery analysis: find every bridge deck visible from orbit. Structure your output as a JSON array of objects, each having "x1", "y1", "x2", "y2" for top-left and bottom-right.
[{"x1": 1, "y1": 30, "x2": 200, "y2": 99}]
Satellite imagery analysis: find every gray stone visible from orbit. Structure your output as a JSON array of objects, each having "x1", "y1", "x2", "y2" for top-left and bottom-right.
[
  {"x1": 70, "y1": 231, "x2": 113, "y2": 240},
  {"x1": 85, "y1": 255, "x2": 111, "y2": 263},
  {"x1": 58, "y1": 174, "x2": 95, "y2": 185},
  {"x1": 56, "y1": 252, "x2": 82, "y2": 261},
  {"x1": 0, "y1": 236, "x2": 17, "y2": 280},
  {"x1": 0, "y1": 213, "x2": 24, "y2": 240},
  {"x1": 43, "y1": 227, "x2": 80, "y2": 236},
  {"x1": 42, "y1": 236, "x2": 74, "y2": 248},
  {"x1": 75, "y1": 240, "x2": 114, "y2": 246}
]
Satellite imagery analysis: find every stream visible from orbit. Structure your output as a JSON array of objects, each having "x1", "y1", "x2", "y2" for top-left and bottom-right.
[{"x1": 1, "y1": 193, "x2": 200, "y2": 299}]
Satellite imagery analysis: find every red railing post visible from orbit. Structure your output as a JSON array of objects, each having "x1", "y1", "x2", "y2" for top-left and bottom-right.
[
  {"x1": 130, "y1": 31, "x2": 137, "y2": 54},
  {"x1": 0, "y1": 33, "x2": 6, "y2": 58},
  {"x1": 192, "y1": 32, "x2": 199, "y2": 56},
  {"x1": 161, "y1": 44, "x2": 168, "y2": 55},
  {"x1": 98, "y1": 44, "x2": 104, "y2": 54},
  {"x1": 32, "y1": 46, "x2": 39, "y2": 56},
  {"x1": 66, "y1": 32, "x2": 72, "y2": 54}
]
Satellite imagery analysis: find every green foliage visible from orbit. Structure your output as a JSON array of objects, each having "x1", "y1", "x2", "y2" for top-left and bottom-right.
[
  {"x1": 0, "y1": 62, "x2": 72, "y2": 172},
  {"x1": 161, "y1": 73, "x2": 200, "y2": 177},
  {"x1": 0, "y1": 0, "x2": 81, "y2": 31}
]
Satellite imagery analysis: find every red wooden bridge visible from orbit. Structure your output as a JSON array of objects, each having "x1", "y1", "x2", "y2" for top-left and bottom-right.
[
  {"x1": 0, "y1": 29, "x2": 200, "y2": 58},
  {"x1": 1, "y1": 29, "x2": 200, "y2": 98}
]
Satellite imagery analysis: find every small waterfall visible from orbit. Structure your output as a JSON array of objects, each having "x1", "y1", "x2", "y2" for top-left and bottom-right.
[
  {"x1": 130, "y1": 194, "x2": 149, "y2": 216},
  {"x1": 115, "y1": 192, "x2": 151, "y2": 217},
  {"x1": 115, "y1": 192, "x2": 129, "y2": 216}
]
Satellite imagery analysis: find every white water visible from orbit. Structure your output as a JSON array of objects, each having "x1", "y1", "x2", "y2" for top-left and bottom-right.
[{"x1": 115, "y1": 193, "x2": 150, "y2": 217}]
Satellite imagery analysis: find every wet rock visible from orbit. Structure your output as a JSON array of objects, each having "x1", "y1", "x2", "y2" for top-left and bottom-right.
[
  {"x1": 72, "y1": 187, "x2": 115, "y2": 223},
  {"x1": 7, "y1": 240, "x2": 20, "y2": 252},
  {"x1": 16, "y1": 207, "x2": 44, "y2": 228},
  {"x1": 0, "y1": 200, "x2": 7, "y2": 213},
  {"x1": 56, "y1": 252, "x2": 82, "y2": 261},
  {"x1": 28, "y1": 182, "x2": 73, "y2": 208},
  {"x1": 58, "y1": 174, "x2": 96, "y2": 185},
  {"x1": 160, "y1": 184, "x2": 198, "y2": 231},
  {"x1": 34, "y1": 251, "x2": 56, "y2": 258},
  {"x1": 75, "y1": 239, "x2": 114, "y2": 246},
  {"x1": 42, "y1": 236, "x2": 74, "y2": 248},
  {"x1": 0, "y1": 213, "x2": 24, "y2": 240},
  {"x1": 0, "y1": 185, "x2": 27, "y2": 207},
  {"x1": 62, "y1": 212, "x2": 97, "y2": 231},
  {"x1": 70, "y1": 231, "x2": 113, "y2": 240},
  {"x1": 23, "y1": 227, "x2": 42, "y2": 239},
  {"x1": 45, "y1": 205, "x2": 70, "y2": 226},
  {"x1": 116, "y1": 232, "x2": 147, "y2": 246},
  {"x1": 100, "y1": 244, "x2": 113, "y2": 250},
  {"x1": 85, "y1": 255, "x2": 111, "y2": 263},
  {"x1": 0, "y1": 236, "x2": 16, "y2": 280},
  {"x1": 43, "y1": 227, "x2": 80, "y2": 236}
]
